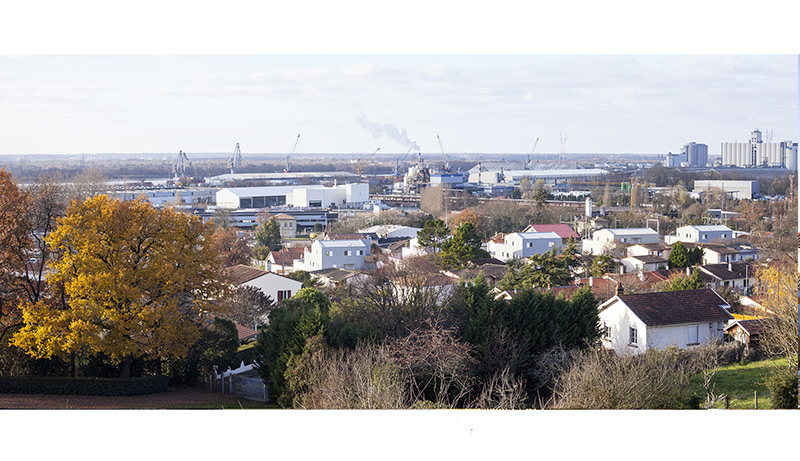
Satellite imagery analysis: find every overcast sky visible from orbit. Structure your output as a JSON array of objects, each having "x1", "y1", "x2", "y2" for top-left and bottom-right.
[
  {"x1": 1, "y1": 54, "x2": 795, "y2": 157},
  {"x1": 1, "y1": 2, "x2": 797, "y2": 157}
]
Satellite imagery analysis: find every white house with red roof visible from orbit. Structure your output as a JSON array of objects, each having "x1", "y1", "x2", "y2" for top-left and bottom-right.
[{"x1": 522, "y1": 223, "x2": 579, "y2": 245}]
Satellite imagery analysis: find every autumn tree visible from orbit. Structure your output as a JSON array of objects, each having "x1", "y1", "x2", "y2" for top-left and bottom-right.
[
  {"x1": 211, "y1": 226, "x2": 252, "y2": 267},
  {"x1": 0, "y1": 168, "x2": 31, "y2": 345},
  {"x1": 12, "y1": 195, "x2": 227, "y2": 377},
  {"x1": 752, "y1": 262, "x2": 798, "y2": 367}
]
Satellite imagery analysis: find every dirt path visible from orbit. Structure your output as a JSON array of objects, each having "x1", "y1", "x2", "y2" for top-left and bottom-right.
[{"x1": 0, "y1": 386, "x2": 262, "y2": 409}]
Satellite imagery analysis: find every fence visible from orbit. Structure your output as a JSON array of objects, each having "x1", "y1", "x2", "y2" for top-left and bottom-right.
[{"x1": 207, "y1": 361, "x2": 268, "y2": 403}]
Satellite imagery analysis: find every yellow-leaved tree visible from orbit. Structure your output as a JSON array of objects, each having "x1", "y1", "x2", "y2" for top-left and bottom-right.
[{"x1": 12, "y1": 195, "x2": 228, "y2": 377}]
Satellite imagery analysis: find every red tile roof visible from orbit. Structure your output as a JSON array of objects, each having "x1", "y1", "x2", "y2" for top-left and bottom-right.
[
  {"x1": 527, "y1": 224, "x2": 579, "y2": 239},
  {"x1": 267, "y1": 247, "x2": 306, "y2": 264},
  {"x1": 222, "y1": 264, "x2": 269, "y2": 285}
]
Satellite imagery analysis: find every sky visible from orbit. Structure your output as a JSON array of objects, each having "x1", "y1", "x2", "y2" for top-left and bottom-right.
[
  {"x1": 1, "y1": 54, "x2": 795, "y2": 157},
  {"x1": 0, "y1": 2, "x2": 798, "y2": 158}
]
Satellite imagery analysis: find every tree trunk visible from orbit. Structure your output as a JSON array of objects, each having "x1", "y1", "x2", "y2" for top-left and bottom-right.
[
  {"x1": 70, "y1": 352, "x2": 76, "y2": 378},
  {"x1": 119, "y1": 356, "x2": 132, "y2": 378}
]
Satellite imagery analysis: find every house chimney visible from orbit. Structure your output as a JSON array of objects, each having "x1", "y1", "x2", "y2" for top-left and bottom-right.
[
  {"x1": 615, "y1": 282, "x2": 624, "y2": 296},
  {"x1": 589, "y1": 276, "x2": 594, "y2": 287}
]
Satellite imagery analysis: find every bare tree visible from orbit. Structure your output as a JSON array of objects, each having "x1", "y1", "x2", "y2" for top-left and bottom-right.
[{"x1": 384, "y1": 319, "x2": 477, "y2": 408}]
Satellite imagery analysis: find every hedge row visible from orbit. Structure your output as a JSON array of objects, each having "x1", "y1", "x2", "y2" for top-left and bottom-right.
[{"x1": 0, "y1": 375, "x2": 170, "y2": 396}]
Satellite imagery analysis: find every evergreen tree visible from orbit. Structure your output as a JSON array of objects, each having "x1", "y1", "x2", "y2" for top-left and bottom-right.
[
  {"x1": 664, "y1": 269, "x2": 705, "y2": 291},
  {"x1": 254, "y1": 288, "x2": 331, "y2": 406},
  {"x1": 439, "y1": 222, "x2": 481, "y2": 270},
  {"x1": 668, "y1": 241, "x2": 690, "y2": 269},
  {"x1": 253, "y1": 217, "x2": 282, "y2": 259},
  {"x1": 416, "y1": 218, "x2": 450, "y2": 252}
]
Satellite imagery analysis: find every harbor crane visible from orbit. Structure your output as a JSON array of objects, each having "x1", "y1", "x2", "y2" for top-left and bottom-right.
[
  {"x1": 172, "y1": 150, "x2": 189, "y2": 179},
  {"x1": 227, "y1": 143, "x2": 242, "y2": 174},
  {"x1": 527, "y1": 137, "x2": 539, "y2": 166},
  {"x1": 356, "y1": 147, "x2": 380, "y2": 177},
  {"x1": 437, "y1": 134, "x2": 450, "y2": 171},
  {"x1": 284, "y1": 133, "x2": 300, "y2": 173}
]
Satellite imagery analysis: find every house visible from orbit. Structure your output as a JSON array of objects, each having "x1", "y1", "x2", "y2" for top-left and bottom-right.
[
  {"x1": 700, "y1": 244, "x2": 741, "y2": 264},
  {"x1": 222, "y1": 264, "x2": 303, "y2": 304},
  {"x1": 582, "y1": 228, "x2": 660, "y2": 256},
  {"x1": 725, "y1": 318, "x2": 768, "y2": 352},
  {"x1": 597, "y1": 289, "x2": 733, "y2": 355},
  {"x1": 272, "y1": 213, "x2": 297, "y2": 239},
  {"x1": 487, "y1": 231, "x2": 562, "y2": 262},
  {"x1": 446, "y1": 263, "x2": 509, "y2": 287},
  {"x1": 308, "y1": 268, "x2": 367, "y2": 288},
  {"x1": 619, "y1": 254, "x2": 668, "y2": 273},
  {"x1": 358, "y1": 224, "x2": 421, "y2": 239},
  {"x1": 265, "y1": 247, "x2": 307, "y2": 274},
  {"x1": 522, "y1": 223, "x2": 579, "y2": 245},
  {"x1": 697, "y1": 262, "x2": 752, "y2": 293},
  {"x1": 665, "y1": 224, "x2": 733, "y2": 245},
  {"x1": 626, "y1": 242, "x2": 672, "y2": 260},
  {"x1": 295, "y1": 238, "x2": 371, "y2": 271}
]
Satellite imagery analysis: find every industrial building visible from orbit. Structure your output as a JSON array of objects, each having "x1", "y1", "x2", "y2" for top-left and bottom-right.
[
  {"x1": 665, "y1": 142, "x2": 708, "y2": 167},
  {"x1": 693, "y1": 180, "x2": 760, "y2": 200},
  {"x1": 216, "y1": 183, "x2": 370, "y2": 209},
  {"x1": 720, "y1": 129, "x2": 797, "y2": 170}
]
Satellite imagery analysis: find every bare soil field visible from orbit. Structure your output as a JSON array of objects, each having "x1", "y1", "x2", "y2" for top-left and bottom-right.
[{"x1": 0, "y1": 386, "x2": 271, "y2": 409}]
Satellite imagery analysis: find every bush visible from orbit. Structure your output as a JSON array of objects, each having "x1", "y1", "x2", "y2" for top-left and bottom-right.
[
  {"x1": 0, "y1": 375, "x2": 170, "y2": 396},
  {"x1": 765, "y1": 367, "x2": 798, "y2": 409}
]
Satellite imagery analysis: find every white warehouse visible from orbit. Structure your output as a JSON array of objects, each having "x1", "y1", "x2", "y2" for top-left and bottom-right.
[{"x1": 216, "y1": 183, "x2": 370, "y2": 209}]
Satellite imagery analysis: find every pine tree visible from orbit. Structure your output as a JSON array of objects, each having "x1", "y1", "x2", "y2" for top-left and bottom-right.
[{"x1": 668, "y1": 241, "x2": 690, "y2": 269}]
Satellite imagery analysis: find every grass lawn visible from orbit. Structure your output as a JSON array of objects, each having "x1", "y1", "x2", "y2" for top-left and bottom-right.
[{"x1": 689, "y1": 357, "x2": 791, "y2": 409}]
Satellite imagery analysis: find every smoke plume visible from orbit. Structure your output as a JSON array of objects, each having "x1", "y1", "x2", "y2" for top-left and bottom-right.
[{"x1": 357, "y1": 115, "x2": 420, "y2": 151}]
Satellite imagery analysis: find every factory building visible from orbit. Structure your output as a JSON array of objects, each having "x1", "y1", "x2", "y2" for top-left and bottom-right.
[
  {"x1": 216, "y1": 183, "x2": 370, "y2": 209},
  {"x1": 693, "y1": 180, "x2": 760, "y2": 200},
  {"x1": 721, "y1": 129, "x2": 797, "y2": 170}
]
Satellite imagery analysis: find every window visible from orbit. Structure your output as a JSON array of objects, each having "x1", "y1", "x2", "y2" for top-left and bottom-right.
[
  {"x1": 277, "y1": 290, "x2": 292, "y2": 302},
  {"x1": 629, "y1": 326, "x2": 638, "y2": 345},
  {"x1": 527, "y1": 242, "x2": 533, "y2": 248},
  {"x1": 325, "y1": 250, "x2": 334, "y2": 257},
  {"x1": 357, "y1": 250, "x2": 364, "y2": 256},
  {"x1": 602, "y1": 323, "x2": 611, "y2": 339},
  {"x1": 344, "y1": 250, "x2": 352, "y2": 256},
  {"x1": 688, "y1": 325, "x2": 699, "y2": 345}
]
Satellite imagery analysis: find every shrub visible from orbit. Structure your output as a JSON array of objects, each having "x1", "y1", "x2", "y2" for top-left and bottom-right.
[
  {"x1": 765, "y1": 367, "x2": 798, "y2": 409},
  {"x1": 0, "y1": 375, "x2": 170, "y2": 396}
]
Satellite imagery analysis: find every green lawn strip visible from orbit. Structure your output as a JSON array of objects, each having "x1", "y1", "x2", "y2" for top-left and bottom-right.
[{"x1": 689, "y1": 357, "x2": 789, "y2": 409}]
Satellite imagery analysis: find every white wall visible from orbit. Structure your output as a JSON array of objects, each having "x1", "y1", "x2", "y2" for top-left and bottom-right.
[
  {"x1": 598, "y1": 299, "x2": 647, "y2": 355},
  {"x1": 241, "y1": 272, "x2": 303, "y2": 304},
  {"x1": 646, "y1": 322, "x2": 726, "y2": 350}
]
